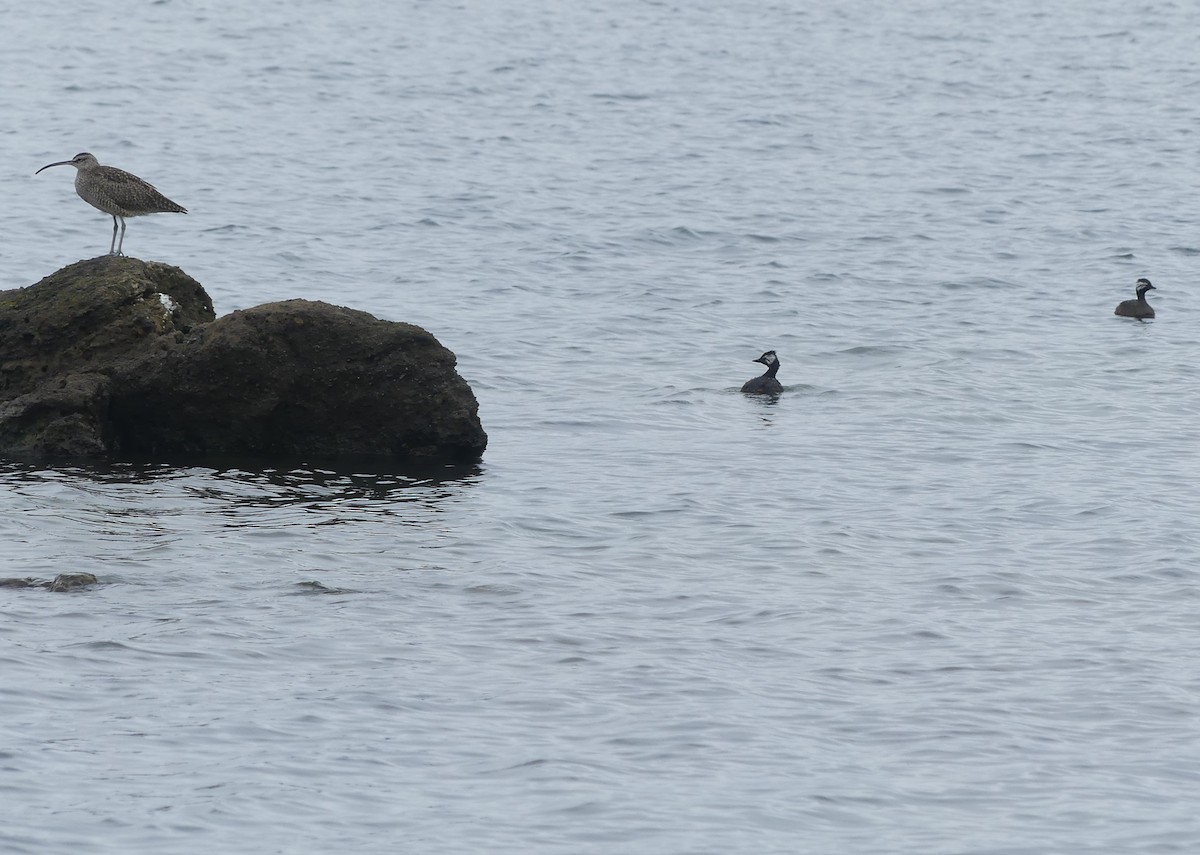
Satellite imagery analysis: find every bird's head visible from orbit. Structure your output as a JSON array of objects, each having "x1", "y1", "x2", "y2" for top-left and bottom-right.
[{"x1": 36, "y1": 152, "x2": 98, "y2": 174}]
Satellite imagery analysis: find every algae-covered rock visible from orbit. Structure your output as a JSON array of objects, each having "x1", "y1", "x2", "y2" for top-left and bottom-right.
[{"x1": 0, "y1": 256, "x2": 487, "y2": 464}]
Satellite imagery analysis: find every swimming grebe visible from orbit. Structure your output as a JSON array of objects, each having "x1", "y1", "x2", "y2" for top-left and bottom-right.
[
  {"x1": 1114, "y1": 278, "x2": 1156, "y2": 319},
  {"x1": 741, "y1": 350, "x2": 783, "y2": 394}
]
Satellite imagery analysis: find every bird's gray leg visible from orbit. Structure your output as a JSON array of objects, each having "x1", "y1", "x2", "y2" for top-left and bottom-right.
[
  {"x1": 116, "y1": 217, "x2": 126, "y2": 256},
  {"x1": 109, "y1": 216, "x2": 118, "y2": 255}
]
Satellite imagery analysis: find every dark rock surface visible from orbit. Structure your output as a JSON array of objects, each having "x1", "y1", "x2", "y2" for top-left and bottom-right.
[
  {"x1": 0, "y1": 257, "x2": 487, "y2": 464},
  {"x1": 0, "y1": 573, "x2": 98, "y2": 592}
]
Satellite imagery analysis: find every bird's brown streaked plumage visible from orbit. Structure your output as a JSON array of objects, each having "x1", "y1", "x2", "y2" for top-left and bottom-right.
[{"x1": 36, "y1": 152, "x2": 186, "y2": 256}]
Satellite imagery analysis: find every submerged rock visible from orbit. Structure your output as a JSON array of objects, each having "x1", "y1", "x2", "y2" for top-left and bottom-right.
[
  {"x1": 0, "y1": 257, "x2": 487, "y2": 464},
  {"x1": 48, "y1": 573, "x2": 100, "y2": 592},
  {"x1": 0, "y1": 573, "x2": 98, "y2": 592}
]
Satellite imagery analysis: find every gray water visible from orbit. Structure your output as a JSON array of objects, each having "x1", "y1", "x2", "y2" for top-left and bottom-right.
[{"x1": 3, "y1": 1, "x2": 1200, "y2": 852}]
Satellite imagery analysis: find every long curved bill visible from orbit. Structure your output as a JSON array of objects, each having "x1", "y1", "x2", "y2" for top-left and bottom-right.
[{"x1": 35, "y1": 160, "x2": 74, "y2": 175}]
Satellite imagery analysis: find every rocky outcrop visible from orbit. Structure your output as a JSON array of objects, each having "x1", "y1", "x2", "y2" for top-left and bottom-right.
[{"x1": 0, "y1": 257, "x2": 487, "y2": 464}]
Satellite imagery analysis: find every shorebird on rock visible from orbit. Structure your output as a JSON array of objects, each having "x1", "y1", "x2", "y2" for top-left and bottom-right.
[{"x1": 36, "y1": 152, "x2": 187, "y2": 256}]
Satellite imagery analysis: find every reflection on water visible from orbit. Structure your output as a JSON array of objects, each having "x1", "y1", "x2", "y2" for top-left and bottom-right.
[
  {"x1": 0, "y1": 456, "x2": 484, "y2": 506},
  {"x1": 0, "y1": 454, "x2": 487, "y2": 588}
]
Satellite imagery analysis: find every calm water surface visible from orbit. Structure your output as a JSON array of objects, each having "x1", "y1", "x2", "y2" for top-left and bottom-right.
[{"x1": 3, "y1": 1, "x2": 1200, "y2": 853}]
